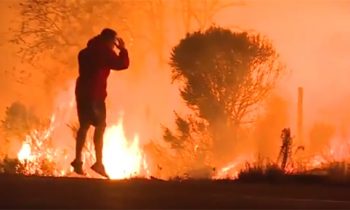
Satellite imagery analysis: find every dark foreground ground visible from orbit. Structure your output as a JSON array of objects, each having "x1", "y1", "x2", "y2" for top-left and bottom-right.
[{"x1": 1, "y1": 174, "x2": 350, "y2": 209}]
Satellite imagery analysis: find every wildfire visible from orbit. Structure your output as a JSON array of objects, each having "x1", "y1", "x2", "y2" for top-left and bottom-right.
[
  {"x1": 16, "y1": 111, "x2": 149, "y2": 179},
  {"x1": 12, "y1": 84, "x2": 350, "y2": 180},
  {"x1": 8, "y1": 45, "x2": 150, "y2": 178}
]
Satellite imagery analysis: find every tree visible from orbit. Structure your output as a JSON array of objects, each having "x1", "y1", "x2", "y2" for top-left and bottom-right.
[
  {"x1": 10, "y1": 0, "x2": 131, "y2": 94},
  {"x1": 171, "y1": 27, "x2": 283, "y2": 126},
  {"x1": 166, "y1": 26, "x2": 284, "y2": 159},
  {"x1": 10, "y1": 0, "x2": 243, "y2": 81},
  {"x1": 11, "y1": 0, "x2": 129, "y2": 63}
]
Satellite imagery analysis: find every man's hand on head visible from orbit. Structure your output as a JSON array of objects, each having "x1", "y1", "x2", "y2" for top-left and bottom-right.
[{"x1": 115, "y1": 38, "x2": 126, "y2": 50}]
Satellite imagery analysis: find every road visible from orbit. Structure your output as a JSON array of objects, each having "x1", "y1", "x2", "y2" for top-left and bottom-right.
[{"x1": 1, "y1": 174, "x2": 350, "y2": 209}]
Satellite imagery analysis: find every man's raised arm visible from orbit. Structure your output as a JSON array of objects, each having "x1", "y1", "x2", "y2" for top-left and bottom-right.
[{"x1": 107, "y1": 37, "x2": 129, "y2": 70}]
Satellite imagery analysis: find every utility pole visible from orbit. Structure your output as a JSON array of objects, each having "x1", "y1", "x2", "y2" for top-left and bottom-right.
[{"x1": 297, "y1": 87, "x2": 304, "y2": 146}]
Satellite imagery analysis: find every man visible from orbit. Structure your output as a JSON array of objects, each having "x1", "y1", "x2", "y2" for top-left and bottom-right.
[{"x1": 71, "y1": 28, "x2": 129, "y2": 178}]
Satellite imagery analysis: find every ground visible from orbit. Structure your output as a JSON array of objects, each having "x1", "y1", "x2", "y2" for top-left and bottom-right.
[{"x1": 1, "y1": 174, "x2": 350, "y2": 209}]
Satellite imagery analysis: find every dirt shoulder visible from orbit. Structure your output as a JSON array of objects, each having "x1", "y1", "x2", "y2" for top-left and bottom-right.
[{"x1": 1, "y1": 174, "x2": 350, "y2": 209}]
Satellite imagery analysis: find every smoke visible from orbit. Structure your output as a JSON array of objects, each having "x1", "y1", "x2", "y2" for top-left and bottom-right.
[
  {"x1": 214, "y1": 0, "x2": 350, "y2": 161},
  {"x1": 216, "y1": 0, "x2": 350, "y2": 129},
  {"x1": 1, "y1": 0, "x2": 350, "y2": 176},
  {"x1": 254, "y1": 94, "x2": 290, "y2": 160}
]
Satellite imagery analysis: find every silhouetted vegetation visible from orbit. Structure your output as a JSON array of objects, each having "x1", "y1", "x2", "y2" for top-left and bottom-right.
[
  {"x1": 164, "y1": 27, "x2": 284, "y2": 162},
  {"x1": 2, "y1": 102, "x2": 39, "y2": 144},
  {"x1": 237, "y1": 161, "x2": 284, "y2": 182}
]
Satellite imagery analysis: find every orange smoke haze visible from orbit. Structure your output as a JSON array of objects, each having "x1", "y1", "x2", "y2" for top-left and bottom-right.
[{"x1": 1, "y1": 0, "x2": 350, "y2": 178}]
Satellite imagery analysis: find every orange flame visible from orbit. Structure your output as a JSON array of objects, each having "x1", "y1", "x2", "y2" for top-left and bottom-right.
[
  {"x1": 17, "y1": 140, "x2": 32, "y2": 162},
  {"x1": 103, "y1": 118, "x2": 150, "y2": 179},
  {"x1": 16, "y1": 112, "x2": 149, "y2": 179}
]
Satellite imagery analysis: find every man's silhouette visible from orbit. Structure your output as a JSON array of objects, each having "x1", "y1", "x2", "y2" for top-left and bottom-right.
[{"x1": 71, "y1": 28, "x2": 129, "y2": 178}]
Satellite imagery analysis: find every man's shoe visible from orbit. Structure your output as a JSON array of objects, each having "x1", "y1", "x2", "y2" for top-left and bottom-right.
[
  {"x1": 91, "y1": 162, "x2": 109, "y2": 178},
  {"x1": 71, "y1": 160, "x2": 86, "y2": 175}
]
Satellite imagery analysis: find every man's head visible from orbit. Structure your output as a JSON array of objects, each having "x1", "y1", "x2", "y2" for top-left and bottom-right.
[{"x1": 100, "y1": 28, "x2": 117, "y2": 49}]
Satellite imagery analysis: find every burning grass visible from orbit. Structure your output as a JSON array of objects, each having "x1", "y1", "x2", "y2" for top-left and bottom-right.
[
  {"x1": 0, "y1": 96, "x2": 150, "y2": 179},
  {"x1": 1, "y1": 101, "x2": 350, "y2": 181},
  {"x1": 231, "y1": 158, "x2": 350, "y2": 184},
  {"x1": 0, "y1": 113, "x2": 150, "y2": 179},
  {"x1": 237, "y1": 162, "x2": 284, "y2": 182},
  {"x1": 1, "y1": 131, "x2": 350, "y2": 182}
]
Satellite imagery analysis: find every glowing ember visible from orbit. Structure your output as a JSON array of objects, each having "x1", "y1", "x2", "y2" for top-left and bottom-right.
[
  {"x1": 213, "y1": 156, "x2": 254, "y2": 179},
  {"x1": 307, "y1": 155, "x2": 327, "y2": 169},
  {"x1": 214, "y1": 162, "x2": 241, "y2": 179}
]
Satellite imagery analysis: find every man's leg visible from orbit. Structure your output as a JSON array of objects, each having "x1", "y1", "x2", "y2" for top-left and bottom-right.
[
  {"x1": 93, "y1": 123, "x2": 106, "y2": 164},
  {"x1": 72, "y1": 99, "x2": 90, "y2": 175},
  {"x1": 75, "y1": 123, "x2": 90, "y2": 162},
  {"x1": 91, "y1": 101, "x2": 109, "y2": 178},
  {"x1": 71, "y1": 123, "x2": 90, "y2": 175}
]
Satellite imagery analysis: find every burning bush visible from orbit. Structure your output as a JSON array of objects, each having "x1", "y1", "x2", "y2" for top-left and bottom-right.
[
  {"x1": 15, "y1": 130, "x2": 67, "y2": 176},
  {"x1": 1, "y1": 102, "x2": 68, "y2": 176}
]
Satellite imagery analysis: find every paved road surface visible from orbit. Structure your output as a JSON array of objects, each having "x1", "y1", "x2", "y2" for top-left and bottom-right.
[{"x1": 1, "y1": 174, "x2": 350, "y2": 209}]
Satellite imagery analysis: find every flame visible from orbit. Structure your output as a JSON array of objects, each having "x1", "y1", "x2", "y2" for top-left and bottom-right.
[
  {"x1": 103, "y1": 118, "x2": 148, "y2": 179},
  {"x1": 15, "y1": 118, "x2": 350, "y2": 179},
  {"x1": 214, "y1": 161, "x2": 241, "y2": 179},
  {"x1": 13, "y1": 83, "x2": 350, "y2": 179},
  {"x1": 213, "y1": 155, "x2": 254, "y2": 179},
  {"x1": 15, "y1": 113, "x2": 67, "y2": 176},
  {"x1": 16, "y1": 111, "x2": 149, "y2": 179},
  {"x1": 18, "y1": 141, "x2": 32, "y2": 162},
  {"x1": 14, "y1": 84, "x2": 150, "y2": 179}
]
